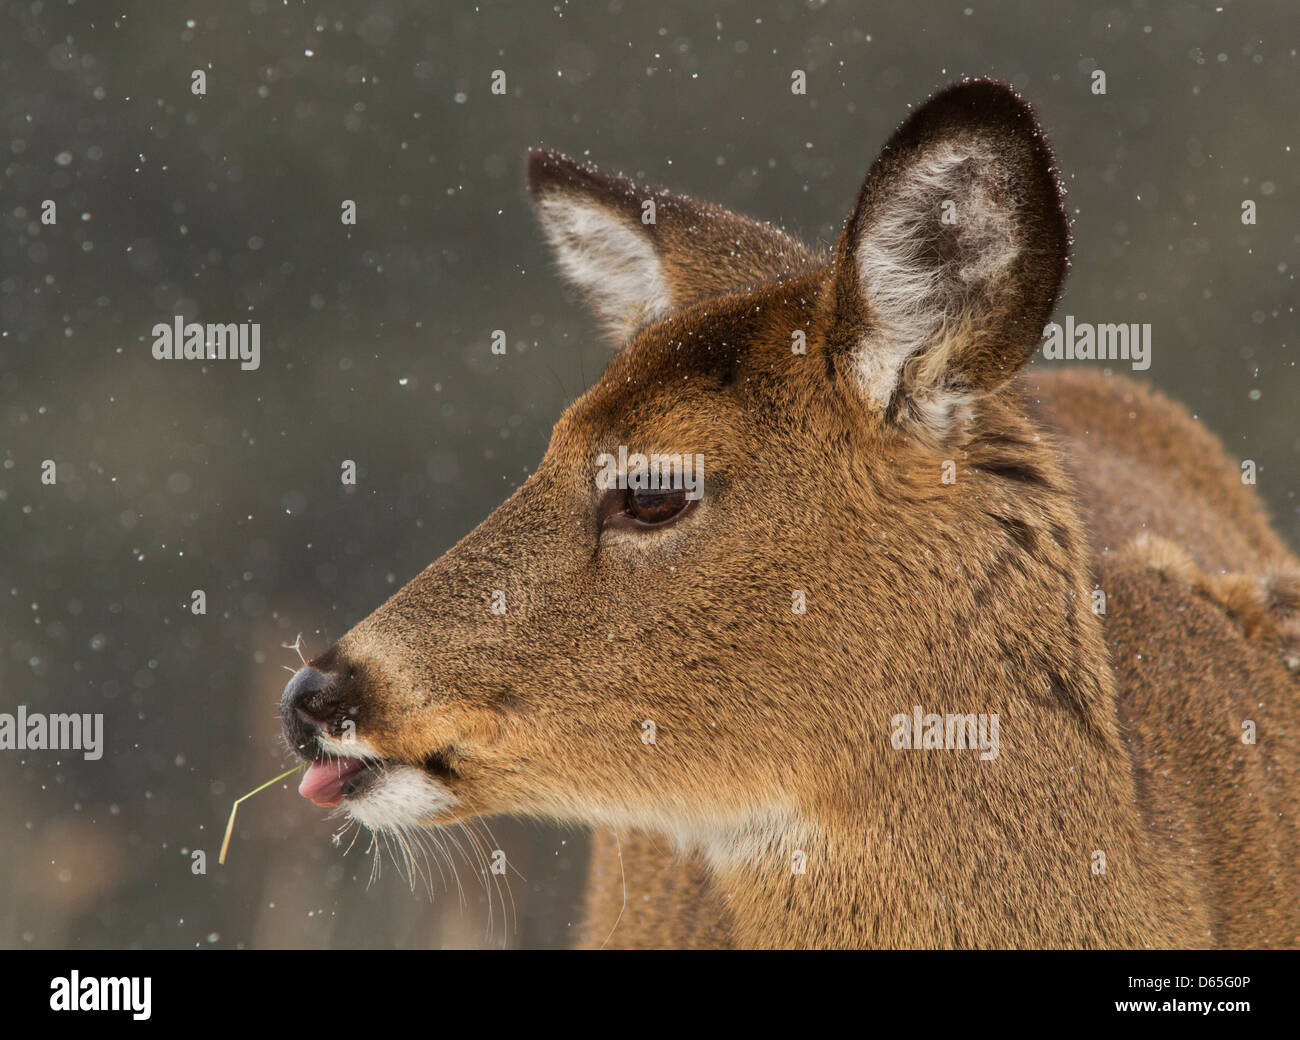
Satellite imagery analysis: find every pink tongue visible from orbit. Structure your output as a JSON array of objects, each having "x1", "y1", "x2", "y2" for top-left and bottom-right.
[{"x1": 298, "y1": 757, "x2": 367, "y2": 806}]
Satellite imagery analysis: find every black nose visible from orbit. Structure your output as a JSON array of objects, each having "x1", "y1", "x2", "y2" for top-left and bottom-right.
[{"x1": 280, "y1": 666, "x2": 341, "y2": 750}]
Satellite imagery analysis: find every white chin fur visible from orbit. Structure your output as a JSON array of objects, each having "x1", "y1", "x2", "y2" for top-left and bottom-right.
[{"x1": 344, "y1": 763, "x2": 458, "y2": 832}]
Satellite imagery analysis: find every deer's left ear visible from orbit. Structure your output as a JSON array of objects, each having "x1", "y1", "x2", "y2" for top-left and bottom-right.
[
  {"x1": 528, "y1": 149, "x2": 816, "y2": 347},
  {"x1": 825, "y1": 80, "x2": 1069, "y2": 438}
]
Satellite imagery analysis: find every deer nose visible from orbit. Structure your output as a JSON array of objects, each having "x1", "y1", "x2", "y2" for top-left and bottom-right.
[{"x1": 280, "y1": 666, "x2": 342, "y2": 735}]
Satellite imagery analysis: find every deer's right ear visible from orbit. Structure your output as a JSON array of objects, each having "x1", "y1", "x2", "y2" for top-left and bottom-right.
[
  {"x1": 825, "y1": 80, "x2": 1070, "y2": 440},
  {"x1": 528, "y1": 148, "x2": 814, "y2": 347}
]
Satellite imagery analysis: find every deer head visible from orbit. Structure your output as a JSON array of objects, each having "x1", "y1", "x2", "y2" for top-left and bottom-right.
[{"x1": 280, "y1": 81, "x2": 1160, "y2": 945}]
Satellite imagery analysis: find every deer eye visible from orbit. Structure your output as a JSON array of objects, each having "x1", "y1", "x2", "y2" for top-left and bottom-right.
[
  {"x1": 596, "y1": 485, "x2": 697, "y2": 534},
  {"x1": 626, "y1": 486, "x2": 689, "y2": 525}
]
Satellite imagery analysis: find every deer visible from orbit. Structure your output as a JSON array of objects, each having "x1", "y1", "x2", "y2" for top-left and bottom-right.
[{"x1": 279, "y1": 80, "x2": 1300, "y2": 949}]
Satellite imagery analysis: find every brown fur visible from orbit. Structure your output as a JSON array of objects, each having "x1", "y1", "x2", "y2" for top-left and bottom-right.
[{"x1": 295, "y1": 82, "x2": 1299, "y2": 948}]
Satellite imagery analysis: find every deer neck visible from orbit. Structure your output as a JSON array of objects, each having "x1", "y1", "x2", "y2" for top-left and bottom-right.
[
  {"x1": 697, "y1": 645, "x2": 1196, "y2": 949},
  {"x1": 697, "y1": 488, "x2": 1187, "y2": 948}
]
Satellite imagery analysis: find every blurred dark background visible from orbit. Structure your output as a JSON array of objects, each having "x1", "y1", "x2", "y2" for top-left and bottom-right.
[{"x1": 1, "y1": 0, "x2": 1295, "y2": 948}]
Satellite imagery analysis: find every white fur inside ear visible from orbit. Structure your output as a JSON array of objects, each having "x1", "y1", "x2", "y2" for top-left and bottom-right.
[
  {"x1": 536, "y1": 195, "x2": 673, "y2": 343},
  {"x1": 853, "y1": 141, "x2": 1020, "y2": 418}
]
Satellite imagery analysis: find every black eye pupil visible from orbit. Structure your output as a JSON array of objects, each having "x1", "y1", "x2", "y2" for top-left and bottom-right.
[{"x1": 627, "y1": 487, "x2": 687, "y2": 524}]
